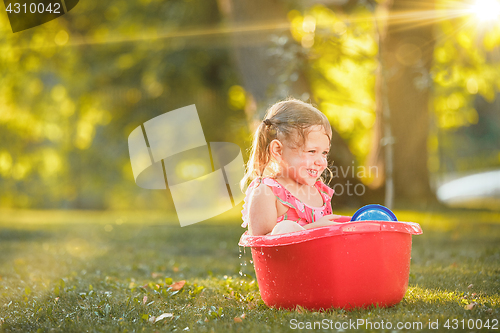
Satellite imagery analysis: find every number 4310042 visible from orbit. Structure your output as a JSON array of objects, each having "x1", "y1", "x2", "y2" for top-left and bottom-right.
[
  {"x1": 6, "y1": 2, "x2": 62, "y2": 14},
  {"x1": 444, "y1": 318, "x2": 498, "y2": 330}
]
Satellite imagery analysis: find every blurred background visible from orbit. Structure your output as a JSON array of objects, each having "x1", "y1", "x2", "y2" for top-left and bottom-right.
[{"x1": 1, "y1": 0, "x2": 499, "y2": 214}]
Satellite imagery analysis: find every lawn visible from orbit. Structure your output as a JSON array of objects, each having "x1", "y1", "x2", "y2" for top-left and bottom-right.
[{"x1": 0, "y1": 208, "x2": 498, "y2": 332}]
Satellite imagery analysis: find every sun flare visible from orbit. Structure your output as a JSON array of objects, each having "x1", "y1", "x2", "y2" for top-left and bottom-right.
[{"x1": 470, "y1": 0, "x2": 500, "y2": 22}]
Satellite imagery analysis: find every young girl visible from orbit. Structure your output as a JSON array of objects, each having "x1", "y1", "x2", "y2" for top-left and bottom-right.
[{"x1": 240, "y1": 98, "x2": 341, "y2": 236}]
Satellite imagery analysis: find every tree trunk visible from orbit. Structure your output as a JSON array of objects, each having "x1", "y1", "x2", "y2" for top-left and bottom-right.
[{"x1": 371, "y1": 0, "x2": 437, "y2": 206}]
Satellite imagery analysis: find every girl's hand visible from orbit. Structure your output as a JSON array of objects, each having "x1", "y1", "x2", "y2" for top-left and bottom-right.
[{"x1": 302, "y1": 214, "x2": 343, "y2": 229}]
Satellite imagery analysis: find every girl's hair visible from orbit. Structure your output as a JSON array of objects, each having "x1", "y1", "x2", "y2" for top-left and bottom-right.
[{"x1": 240, "y1": 97, "x2": 332, "y2": 192}]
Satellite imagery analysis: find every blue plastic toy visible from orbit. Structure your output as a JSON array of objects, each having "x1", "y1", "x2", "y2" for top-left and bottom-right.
[{"x1": 351, "y1": 204, "x2": 398, "y2": 222}]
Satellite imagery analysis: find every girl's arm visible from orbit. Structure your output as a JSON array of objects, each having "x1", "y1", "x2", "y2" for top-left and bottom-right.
[
  {"x1": 301, "y1": 214, "x2": 342, "y2": 229},
  {"x1": 247, "y1": 183, "x2": 279, "y2": 236}
]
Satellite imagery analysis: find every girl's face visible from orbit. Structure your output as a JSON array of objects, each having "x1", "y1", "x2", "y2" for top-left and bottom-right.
[{"x1": 273, "y1": 126, "x2": 331, "y2": 187}]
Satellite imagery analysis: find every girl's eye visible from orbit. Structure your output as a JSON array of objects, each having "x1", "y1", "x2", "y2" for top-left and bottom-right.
[
  {"x1": 309, "y1": 150, "x2": 316, "y2": 153},
  {"x1": 323, "y1": 151, "x2": 329, "y2": 155}
]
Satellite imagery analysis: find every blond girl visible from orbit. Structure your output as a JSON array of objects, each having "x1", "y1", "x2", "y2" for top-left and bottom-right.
[{"x1": 241, "y1": 98, "x2": 341, "y2": 236}]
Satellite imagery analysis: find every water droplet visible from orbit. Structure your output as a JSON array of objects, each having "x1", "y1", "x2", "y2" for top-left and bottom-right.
[{"x1": 237, "y1": 246, "x2": 255, "y2": 278}]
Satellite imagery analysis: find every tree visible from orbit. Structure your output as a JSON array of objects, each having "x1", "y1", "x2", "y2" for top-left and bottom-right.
[
  {"x1": 219, "y1": 0, "x2": 369, "y2": 206},
  {"x1": 369, "y1": 0, "x2": 437, "y2": 207}
]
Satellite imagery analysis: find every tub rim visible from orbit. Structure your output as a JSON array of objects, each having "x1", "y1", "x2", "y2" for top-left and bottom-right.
[{"x1": 238, "y1": 220, "x2": 422, "y2": 247}]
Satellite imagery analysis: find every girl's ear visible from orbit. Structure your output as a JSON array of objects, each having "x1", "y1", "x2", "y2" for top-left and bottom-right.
[{"x1": 269, "y1": 139, "x2": 283, "y2": 163}]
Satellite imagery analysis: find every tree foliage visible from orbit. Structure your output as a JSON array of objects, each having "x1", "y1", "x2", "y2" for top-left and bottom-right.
[
  {"x1": 288, "y1": 5, "x2": 378, "y2": 171},
  {"x1": 430, "y1": 0, "x2": 500, "y2": 174},
  {"x1": 0, "y1": 0, "x2": 246, "y2": 209}
]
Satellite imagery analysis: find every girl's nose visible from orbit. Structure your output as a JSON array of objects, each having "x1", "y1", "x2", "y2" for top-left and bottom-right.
[{"x1": 315, "y1": 155, "x2": 327, "y2": 167}]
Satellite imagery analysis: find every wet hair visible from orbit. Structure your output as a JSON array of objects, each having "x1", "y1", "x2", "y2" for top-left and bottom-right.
[{"x1": 240, "y1": 97, "x2": 332, "y2": 192}]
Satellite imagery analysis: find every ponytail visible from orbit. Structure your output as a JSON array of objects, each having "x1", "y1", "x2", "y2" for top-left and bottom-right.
[{"x1": 239, "y1": 120, "x2": 277, "y2": 192}]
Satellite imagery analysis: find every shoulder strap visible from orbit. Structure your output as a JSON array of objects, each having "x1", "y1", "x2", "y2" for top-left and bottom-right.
[
  {"x1": 260, "y1": 178, "x2": 295, "y2": 209},
  {"x1": 316, "y1": 180, "x2": 334, "y2": 199}
]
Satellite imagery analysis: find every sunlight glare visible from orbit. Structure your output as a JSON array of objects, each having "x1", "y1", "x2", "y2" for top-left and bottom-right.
[{"x1": 470, "y1": 0, "x2": 500, "y2": 22}]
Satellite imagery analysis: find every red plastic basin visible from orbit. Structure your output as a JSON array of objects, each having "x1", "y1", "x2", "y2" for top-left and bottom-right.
[{"x1": 238, "y1": 220, "x2": 422, "y2": 311}]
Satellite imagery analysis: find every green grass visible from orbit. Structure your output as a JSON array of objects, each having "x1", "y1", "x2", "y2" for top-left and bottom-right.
[{"x1": 0, "y1": 208, "x2": 498, "y2": 332}]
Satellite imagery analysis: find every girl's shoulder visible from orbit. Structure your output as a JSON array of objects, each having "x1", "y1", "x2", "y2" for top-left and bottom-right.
[{"x1": 241, "y1": 177, "x2": 278, "y2": 228}]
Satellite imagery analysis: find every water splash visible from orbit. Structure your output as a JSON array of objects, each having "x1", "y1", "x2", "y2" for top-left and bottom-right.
[{"x1": 238, "y1": 246, "x2": 253, "y2": 278}]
